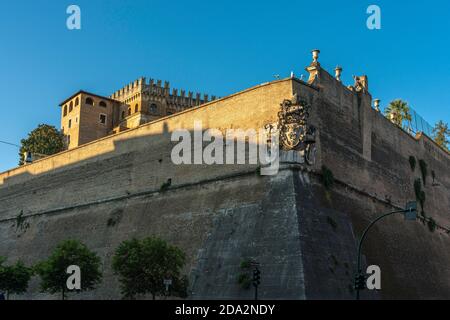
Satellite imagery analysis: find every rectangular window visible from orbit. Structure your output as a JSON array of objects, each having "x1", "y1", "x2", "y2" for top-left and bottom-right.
[
  {"x1": 99, "y1": 114, "x2": 107, "y2": 124},
  {"x1": 68, "y1": 119, "x2": 72, "y2": 128}
]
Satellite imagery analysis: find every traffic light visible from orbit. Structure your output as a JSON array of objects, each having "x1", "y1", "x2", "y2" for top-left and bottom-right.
[
  {"x1": 354, "y1": 273, "x2": 366, "y2": 290},
  {"x1": 253, "y1": 268, "x2": 261, "y2": 287}
]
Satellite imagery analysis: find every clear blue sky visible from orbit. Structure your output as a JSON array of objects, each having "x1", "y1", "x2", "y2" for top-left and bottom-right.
[{"x1": 0, "y1": 0, "x2": 449, "y2": 172}]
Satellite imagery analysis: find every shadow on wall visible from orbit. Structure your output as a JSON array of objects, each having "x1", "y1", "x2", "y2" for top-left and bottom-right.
[{"x1": 0, "y1": 119, "x2": 288, "y2": 224}]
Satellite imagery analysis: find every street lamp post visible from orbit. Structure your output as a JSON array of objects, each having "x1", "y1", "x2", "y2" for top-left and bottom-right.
[{"x1": 355, "y1": 201, "x2": 417, "y2": 300}]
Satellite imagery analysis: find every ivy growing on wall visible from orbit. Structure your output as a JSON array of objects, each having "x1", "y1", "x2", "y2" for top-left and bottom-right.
[
  {"x1": 427, "y1": 217, "x2": 437, "y2": 232},
  {"x1": 409, "y1": 156, "x2": 416, "y2": 171},
  {"x1": 106, "y1": 208, "x2": 124, "y2": 227},
  {"x1": 414, "y1": 178, "x2": 426, "y2": 214},
  {"x1": 419, "y1": 159, "x2": 428, "y2": 185},
  {"x1": 321, "y1": 166, "x2": 335, "y2": 190},
  {"x1": 160, "y1": 178, "x2": 172, "y2": 192},
  {"x1": 15, "y1": 210, "x2": 30, "y2": 235}
]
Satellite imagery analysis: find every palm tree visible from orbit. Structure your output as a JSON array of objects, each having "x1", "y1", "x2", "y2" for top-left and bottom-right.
[
  {"x1": 433, "y1": 120, "x2": 450, "y2": 151},
  {"x1": 384, "y1": 99, "x2": 412, "y2": 128}
]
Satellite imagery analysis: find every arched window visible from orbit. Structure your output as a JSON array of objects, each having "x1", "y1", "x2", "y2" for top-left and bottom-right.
[
  {"x1": 121, "y1": 111, "x2": 125, "y2": 119},
  {"x1": 128, "y1": 108, "x2": 131, "y2": 116},
  {"x1": 149, "y1": 103, "x2": 158, "y2": 114},
  {"x1": 99, "y1": 101, "x2": 107, "y2": 108},
  {"x1": 69, "y1": 101, "x2": 73, "y2": 112},
  {"x1": 135, "y1": 104, "x2": 138, "y2": 112},
  {"x1": 85, "y1": 97, "x2": 94, "y2": 105},
  {"x1": 63, "y1": 105, "x2": 67, "y2": 116},
  {"x1": 75, "y1": 97, "x2": 79, "y2": 106}
]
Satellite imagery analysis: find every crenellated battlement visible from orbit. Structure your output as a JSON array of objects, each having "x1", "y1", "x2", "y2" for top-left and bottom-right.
[{"x1": 109, "y1": 76, "x2": 217, "y2": 107}]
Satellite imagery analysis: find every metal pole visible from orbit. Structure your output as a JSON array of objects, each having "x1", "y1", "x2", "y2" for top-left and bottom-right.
[{"x1": 355, "y1": 209, "x2": 406, "y2": 300}]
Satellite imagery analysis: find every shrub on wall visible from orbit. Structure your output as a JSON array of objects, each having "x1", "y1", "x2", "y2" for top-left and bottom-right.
[
  {"x1": 15, "y1": 210, "x2": 30, "y2": 235},
  {"x1": 427, "y1": 217, "x2": 437, "y2": 232},
  {"x1": 409, "y1": 156, "x2": 416, "y2": 171},
  {"x1": 160, "y1": 178, "x2": 172, "y2": 192},
  {"x1": 414, "y1": 179, "x2": 426, "y2": 212},
  {"x1": 321, "y1": 166, "x2": 335, "y2": 190},
  {"x1": 419, "y1": 160, "x2": 428, "y2": 185}
]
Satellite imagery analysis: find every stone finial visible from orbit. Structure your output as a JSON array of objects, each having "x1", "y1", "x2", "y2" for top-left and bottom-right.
[
  {"x1": 373, "y1": 99, "x2": 381, "y2": 112},
  {"x1": 305, "y1": 49, "x2": 322, "y2": 84},
  {"x1": 335, "y1": 66, "x2": 342, "y2": 82},
  {"x1": 311, "y1": 49, "x2": 320, "y2": 64}
]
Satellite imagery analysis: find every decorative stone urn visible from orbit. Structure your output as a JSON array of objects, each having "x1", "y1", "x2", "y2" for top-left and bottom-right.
[
  {"x1": 311, "y1": 49, "x2": 320, "y2": 64},
  {"x1": 374, "y1": 99, "x2": 381, "y2": 112},
  {"x1": 335, "y1": 66, "x2": 342, "y2": 82}
]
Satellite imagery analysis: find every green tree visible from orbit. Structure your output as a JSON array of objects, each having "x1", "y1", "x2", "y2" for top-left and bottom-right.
[
  {"x1": 19, "y1": 124, "x2": 65, "y2": 165},
  {"x1": 433, "y1": 120, "x2": 450, "y2": 151},
  {"x1": 384, "y1": 99, "x2": 412, "y2": 128},
  {"x1": 0, "y1": 257, "x2": 32, "y2": 300},
  {"x1": 112, "y1": 237, "x2": 187, "y2": 300},
  {"x1": 35, "y1": 240, "x2": 102, "y2": 300}
]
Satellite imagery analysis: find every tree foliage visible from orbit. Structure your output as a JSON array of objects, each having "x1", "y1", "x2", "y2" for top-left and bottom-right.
[
  {"x1": 433, "y1": 120, "x2": 450, "y2": 151},
  {"x1": 34, "y1": 240, "x2": 102, "y2": 300},
  {"x1": 19, "y1": 124, "x2": 65, "y2": 165},
  {"x1": 0, "y1": 257, "x2": 32, "y2": 300},
  {"x1": 112, "y1": 237, "x2": 187, "y2": 300},
  {"x1": 384, "y1": 100, "x2": 412, "y2": 128}
]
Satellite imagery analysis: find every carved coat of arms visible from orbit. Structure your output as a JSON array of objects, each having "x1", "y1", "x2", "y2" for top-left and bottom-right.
[{"x1": 277, "y1": 94, "x2": 316, "y2": 165}]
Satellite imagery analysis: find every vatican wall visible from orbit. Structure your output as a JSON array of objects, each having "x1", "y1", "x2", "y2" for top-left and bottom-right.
[
  {"x1": 0, "y1": 79, "x2": 310, "y2": 299},
  {"x1": 294, "y1": 67, "x2": 450, "y2": 299},
  {"x1": 0, "y1": 71, "x2": 449, "y2": 299}
]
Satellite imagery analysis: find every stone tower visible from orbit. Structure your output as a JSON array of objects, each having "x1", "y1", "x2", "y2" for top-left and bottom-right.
[
  {"x1": 109, "y1": 77, "x2": 215, "y2": 132},
  {"x1": 59, "y1": 78, "x2": 216, "y2": 150},
  {"x1": 59, "y1": 91, "x2": 121, "y2": 149}
]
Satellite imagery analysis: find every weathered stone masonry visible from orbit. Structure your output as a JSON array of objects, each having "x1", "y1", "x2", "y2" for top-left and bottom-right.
[{"x1": 0, "y1": 53, "x2": 449, "y2": 299}]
